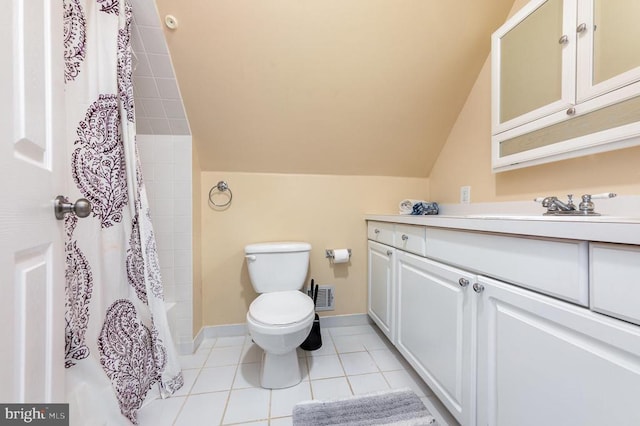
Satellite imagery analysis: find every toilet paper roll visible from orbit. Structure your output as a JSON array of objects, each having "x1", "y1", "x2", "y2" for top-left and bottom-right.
[{"x1": 332, "y1": 249, "x2": 350, "y2": 264}]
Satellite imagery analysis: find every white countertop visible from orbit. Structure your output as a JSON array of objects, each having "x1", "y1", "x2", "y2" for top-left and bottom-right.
[{"x1": 365, "y1": 214, "x2": 640, "y2": 245}]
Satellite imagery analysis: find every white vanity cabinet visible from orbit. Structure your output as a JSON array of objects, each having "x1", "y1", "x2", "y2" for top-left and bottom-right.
[
  {"x1": 475, "y1": 275, "x2": 640, "y2": 426},
  {"x1": 366, "y1": 216, "x2": 640, "y2": 425},
  {"x1": 396, "y1": 251, "x2": 475, "y2": 426},
  {"x1": 492, "y1": 0, "x2": 640, "y2": 171},
  {"x1": 367, "y1": 240, "x2": 396, "y2": 343}
]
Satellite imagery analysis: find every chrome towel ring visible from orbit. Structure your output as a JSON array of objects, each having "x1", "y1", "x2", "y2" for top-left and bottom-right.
[{"x1": 209, "y1": 181, "x2": 233, "y2": 207}]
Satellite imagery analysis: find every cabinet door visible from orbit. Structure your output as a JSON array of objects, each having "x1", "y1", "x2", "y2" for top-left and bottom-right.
[
  {"x1": 492, "y1": 0, "x2": 577, "y2": 134},
  {"x1": 476, "y1": 275, "x2": 640, "y2": 426},
  {"x1": 576, "y1": 0, "x2": 640, "y2": 102},
  {"x1": 396, "y1": 252, "x2": 475, "y2": 426},
  {"x1": 367, "y1": 240, "x2": 395, "y2": 342}
]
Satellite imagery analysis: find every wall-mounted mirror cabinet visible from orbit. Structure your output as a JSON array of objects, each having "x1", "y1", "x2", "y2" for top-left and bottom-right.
[{"x1": 491, "y1": 0, "x2": 640, "y2": 172}]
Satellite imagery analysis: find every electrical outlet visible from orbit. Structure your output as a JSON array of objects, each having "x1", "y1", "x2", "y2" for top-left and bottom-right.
[{"x1": 460, "y1": 186, "x2": 471, "y2": 204}]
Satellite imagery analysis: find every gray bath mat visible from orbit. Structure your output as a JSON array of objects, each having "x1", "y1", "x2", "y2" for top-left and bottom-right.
[{"x1": 292, "y1": 388, "x2": 438, "y2": 426}]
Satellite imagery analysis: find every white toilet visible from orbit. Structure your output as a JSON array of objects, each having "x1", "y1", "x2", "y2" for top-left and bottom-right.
[{"x1": 244, "y1": 242, "x2": 315, "y2": 389}]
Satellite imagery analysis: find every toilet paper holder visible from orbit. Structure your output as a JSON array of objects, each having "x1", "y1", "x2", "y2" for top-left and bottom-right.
[{"x1": 325, "y1": 249, "x2": 352, "y2": 261}]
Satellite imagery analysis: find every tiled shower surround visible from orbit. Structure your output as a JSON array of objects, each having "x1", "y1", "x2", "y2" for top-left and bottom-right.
[{"x1": 137, "y1": 134, "x2": 193, "y2": 354}]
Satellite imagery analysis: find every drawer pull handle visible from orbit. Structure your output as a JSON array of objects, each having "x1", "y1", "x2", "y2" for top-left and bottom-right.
[
  {"x1": 458, "y1": 278, "x2": 469, "y2": 287},
  {"x1": 374, "y1": 229, "x2": 380, "y2": 234},
  {"x1": 386, "y1": 250, "x2": 393, "y2": 256},
  {"x1": 472, "y1": 283, "x2": 485, "y2": 293},
  {"x1": 401, "y1": 234, "x2": 409, "y2": 241}
]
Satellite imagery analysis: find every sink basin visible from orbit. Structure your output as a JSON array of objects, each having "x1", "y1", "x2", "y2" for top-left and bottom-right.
[{"x1": 463, "y1": 214, "x2": 640, "y2": 223}]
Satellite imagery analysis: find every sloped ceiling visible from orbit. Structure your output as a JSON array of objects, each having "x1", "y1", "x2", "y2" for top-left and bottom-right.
[{"x1": 155, "y1": 0, "x2": 514, "y2": 177}]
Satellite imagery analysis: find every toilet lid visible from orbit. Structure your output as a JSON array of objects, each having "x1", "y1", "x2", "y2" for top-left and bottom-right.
[{"x1": 249, "y1": 291, "x2": 315, "y2": 325}]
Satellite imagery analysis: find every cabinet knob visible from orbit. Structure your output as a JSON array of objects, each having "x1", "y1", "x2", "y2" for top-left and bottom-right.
[
  {"x1": 472, "y1": 283, "x2": 485, "y2": 293},
  {"x1": 558, "y1": 34, "x2": 569, "y2": 45},
  {"x1": 374, "y1": 229, "x2": 380, "y2": 234},
  {"x1": 458, "y1": 278, "x2": 469, "y2": 287},
  {"x1": 386, "y1": 250, "x2": 393, "y2": 256},
  {"x1": 566, "y1": 107, "x2": 576, "y2": 116},
  {"x1": 401, "y1": 234, "x2": 409, "y2": 241},
  {"x1": 576, "y1": 23, "x2": 587, "y2": 33}
]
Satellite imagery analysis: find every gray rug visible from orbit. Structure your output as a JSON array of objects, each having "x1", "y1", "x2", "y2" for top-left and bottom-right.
[{"x1": 292, "y1": 388, "x2": 438, "y2": 426}]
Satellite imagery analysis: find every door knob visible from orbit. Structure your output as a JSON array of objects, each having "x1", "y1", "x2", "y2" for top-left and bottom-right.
[{"x1": 54, "y1": 195, "x2": 92, "y2": 220}]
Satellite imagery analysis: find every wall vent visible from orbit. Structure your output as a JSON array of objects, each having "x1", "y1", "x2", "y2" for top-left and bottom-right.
[{"x1": 308, "y1": 285, "x2": 335, "y2": 311}]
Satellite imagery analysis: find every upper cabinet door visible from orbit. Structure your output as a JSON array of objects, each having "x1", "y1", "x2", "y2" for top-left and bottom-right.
[
  {"x1": 492, "y1": 0, "x2": 577, "y2": 134},
  {"x1": 576, "y1": 0, "x2": 640, "y2": 102}
]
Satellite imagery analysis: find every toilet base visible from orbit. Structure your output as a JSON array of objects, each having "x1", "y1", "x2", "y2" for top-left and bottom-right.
[{"x1": 260, "y1": 349, "x2": 301, "y2": 389}]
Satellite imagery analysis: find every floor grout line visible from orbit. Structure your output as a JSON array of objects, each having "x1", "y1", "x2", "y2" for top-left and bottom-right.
[{"x1": 148, "y1": 324, "x2": 453, "y2": 426}]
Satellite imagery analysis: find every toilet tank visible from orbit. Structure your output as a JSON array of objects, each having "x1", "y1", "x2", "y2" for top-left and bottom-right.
[{"x1": 244, "y1": 242, "x2": 311, "y2": 293}]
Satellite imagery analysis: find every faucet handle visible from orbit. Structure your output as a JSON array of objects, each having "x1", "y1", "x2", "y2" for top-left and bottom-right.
[
  {"x1": 567, "y1": 194, "x2": 575, "y2": 208},
  {"x1": 589, "y1": 192, "x2": 617, "y2": 199},
  {"x1": 579, "y1": 194, "x2": 595, "y2": 213}
]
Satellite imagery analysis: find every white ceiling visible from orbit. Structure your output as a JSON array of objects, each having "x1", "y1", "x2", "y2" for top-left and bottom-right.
[{"x1": 130, "y1": 0, "x2": 190, "y2": 135}]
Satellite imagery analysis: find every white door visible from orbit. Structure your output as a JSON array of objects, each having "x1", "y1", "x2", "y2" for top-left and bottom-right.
[
  {"x1": 476, "y1": 275, "x2": 640, "y2": 426},
  {"x1": 396, "y1": 252, "x2": 475, "y2": 426},
  {"x1": 367, "y1": 241, "x2": 395, "y2": 343},
  {"x1": 0, "y1": 1, "x2": 66, "y2": 403}
]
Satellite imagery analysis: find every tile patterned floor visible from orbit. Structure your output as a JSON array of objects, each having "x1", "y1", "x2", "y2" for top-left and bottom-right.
[{"x1": 138, "y1": 324, "x2": 457, "y2": 426}]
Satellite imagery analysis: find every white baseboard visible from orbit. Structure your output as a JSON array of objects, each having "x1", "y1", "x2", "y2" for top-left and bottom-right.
[{"x1": 182, "y1": 313, "x2": 371, "y2": 354}]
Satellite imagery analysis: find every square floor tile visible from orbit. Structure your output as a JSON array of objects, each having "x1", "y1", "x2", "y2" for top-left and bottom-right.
[
  {"x1": 310, "y1": 377, "x2": 353, "y2": 401},
  {"x1": 359, "y1": 331, "x2": 391, "y2": 351},
  {"x1": 190, "y1": 365, "x2": 237, "y2": 394},
  {"x1": 270, "y1": 380, "x2": 312, "y2": 418},
  {"x1": 134, "y1": 326, "x2": 446, "y2": 426},
  {"x1": 421, "y1": 395, "x2": 458, "y2": 426},
  {"x1": 223, "y1": 387, "x2": 271, "y2": 424},
  {"x1": 332, "y1": 334, "x2": 367, "y2": 353},
  {"x1": 307, "y1": 354, "x2": 344, "y2": 380},
  {"x1": 178, "y1": 352, "x2": 208, "y2": 370},
  {"x1": 241, "y1": 343, "x2": 263, "y2": 364},
  {"x1": 369, "y1": 348, "x2": 408, "y2": 371},
  {"x1": 303, "y1": 334, "x2": 337, "y2": 357},
  {"x1": 172, "y1": 368, "x2": 199, "y2": 397},
  {"x1": 383, "y1": 369, "x2": 433, "y2": 398},
  {"x1": 233, "y1": 362, "x2": 261, "y2": 389},
  {"x1": 270, "y1": 417, "x2": 293, "y2": 426},
  {"x1": 329, "y1": 325, "x2": 376, "y2": 336},
  {"x1": 348, "y1": 372, "x2": 391, "y2": 395},
  {"x1": 137, "y1": 395, "x2": 185, "y2": 426},
  {"x1": 205, "y1": 346, "x2": 243, "y2": 367},
  {"x1": 340, "y1": 351, "x2": 379, "y2": 375},
  {"x1": 173, "y1": 391, "x2": 228, "y2": 426}
]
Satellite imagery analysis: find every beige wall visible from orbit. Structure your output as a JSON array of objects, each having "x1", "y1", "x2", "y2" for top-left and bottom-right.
[
  {"x1": 429, "y1": 0, "x2": 640, "y2": 203},
  {"x1": 200, "y1": 172, "x2": 428, "y2": 326}
]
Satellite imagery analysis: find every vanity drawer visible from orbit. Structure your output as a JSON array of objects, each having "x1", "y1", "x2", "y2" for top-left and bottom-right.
[
  {"x1": 395, "y1": 224, "x2": 427, "y2": 256},
  {"x1": 590, "y1": 243, "x2": 640, "y2": 326},
  {"x1": 426, "y1": 228, "x2": 589, "y2": 306},
  {"x1": 367, "y1": 221, "x2": 395, "y2": 246}
]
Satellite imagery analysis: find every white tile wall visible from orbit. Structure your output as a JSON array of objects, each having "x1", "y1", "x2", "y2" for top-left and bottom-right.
[
  {"x1": 137, "y1": 134, "x2": 193, "y2": 353},
  {"x1": 130, "y1": 0, "x2": 190, "y2": 136}
]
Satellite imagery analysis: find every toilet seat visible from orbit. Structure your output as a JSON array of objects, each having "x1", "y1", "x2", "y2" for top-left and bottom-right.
[{"x1": 248, "y1": 290, "x2": 315, "y2": 326}]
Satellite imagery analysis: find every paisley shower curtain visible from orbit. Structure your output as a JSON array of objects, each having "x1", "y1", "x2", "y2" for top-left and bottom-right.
[{"x1": 63, "y1": 0, "x2": 183, "y2": 424}]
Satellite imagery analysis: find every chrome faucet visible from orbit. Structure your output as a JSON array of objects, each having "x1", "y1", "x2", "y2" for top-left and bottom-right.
[{"x1": 535, "y1": 193, "x2": 616, "y2": 216}]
